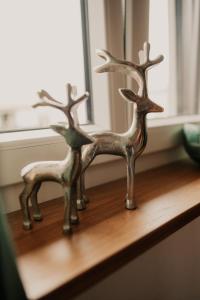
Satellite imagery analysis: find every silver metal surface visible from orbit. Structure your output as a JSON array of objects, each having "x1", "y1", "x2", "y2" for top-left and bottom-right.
[
  {"x1": 19, "y1": 83, "x2": 94, "y2": 234},
  {"x1": 77, "y1": 42, "x2": 164, "y2": 210}
]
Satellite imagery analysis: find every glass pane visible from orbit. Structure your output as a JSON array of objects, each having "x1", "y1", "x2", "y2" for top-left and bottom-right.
[
  {"x1": 148, "y1": 0, "x2": 200, "y2": 119},
  {"x1": 0, "y1": 0, "x2": 89, "y2": 131},
  {"x1": 148, "y1": 0, "x2": 169, "y2": 119}
]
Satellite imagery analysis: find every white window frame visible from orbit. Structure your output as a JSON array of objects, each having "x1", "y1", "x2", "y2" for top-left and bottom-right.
[
  {"x1": 1, "y1": 0, "x2": 200, "y2": 191},
  {"x1": 0, "y1": 0, "x2": 125, "y2": 187}
]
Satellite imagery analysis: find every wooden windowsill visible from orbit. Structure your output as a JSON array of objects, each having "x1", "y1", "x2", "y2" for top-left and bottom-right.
[{"x1": 7, "y1": 159, "x2": 200, "y2": 300}]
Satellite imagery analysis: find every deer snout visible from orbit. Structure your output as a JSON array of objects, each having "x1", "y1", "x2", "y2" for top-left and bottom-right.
[{"x1": 148, "y1": 100, "x2": 164, "y2": 113}]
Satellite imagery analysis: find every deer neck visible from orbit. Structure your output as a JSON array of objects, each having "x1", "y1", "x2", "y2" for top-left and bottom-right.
[{"x1": 126, "y1": 105, "x2": 147, "y2": 151}]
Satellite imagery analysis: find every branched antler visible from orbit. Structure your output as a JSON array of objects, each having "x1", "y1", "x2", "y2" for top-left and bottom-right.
[
  {"x1": 33, "y1": 83, "x2": 89, "y2": 127},
  {"x1": 138, "y1": 42, "x2": 164, "y2": 69},
  {"x1": 33, "y1": 90, "x2": 65, "y2": 111},
  {"x1": 95, "y1": 42, "x2": 164, "y2": 98},
  {"x1": 95, "y1": 49, "x2": 140, "y2": 82}
]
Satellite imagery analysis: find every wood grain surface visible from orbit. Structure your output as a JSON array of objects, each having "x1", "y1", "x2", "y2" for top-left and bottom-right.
[{"x1": 7, "y1": 160, "x2": 200, "y2": 300}]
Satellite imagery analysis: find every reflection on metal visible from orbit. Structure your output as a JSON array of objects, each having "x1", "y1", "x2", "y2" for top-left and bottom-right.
[
  {"x1": 77, "y1": 42, "x2": 164, "y2": 210},
  {"x1": 19, "y1": 83, "x2": 94, "y2": 234}
]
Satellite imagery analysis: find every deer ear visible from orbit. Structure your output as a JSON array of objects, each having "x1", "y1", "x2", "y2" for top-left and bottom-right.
[{"x1": 119, "y1": 88, "x2": 139, "y2": 104}]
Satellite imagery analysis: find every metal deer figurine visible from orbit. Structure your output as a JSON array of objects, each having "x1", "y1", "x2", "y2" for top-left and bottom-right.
[
  {"x1": 19, "y1": 83, "x2": 94, "y2": 234},
  {"x1": 77, "y1": 42, "x2": 164, "y2": 210}
]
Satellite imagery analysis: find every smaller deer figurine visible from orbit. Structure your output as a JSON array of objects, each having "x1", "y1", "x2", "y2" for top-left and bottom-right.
[
  {"x1": 19, "y1": 83, "x2": 94, "y2": 234},
  {"x1": 77, "y1": 42, "x2": 164, "y2": 210}
]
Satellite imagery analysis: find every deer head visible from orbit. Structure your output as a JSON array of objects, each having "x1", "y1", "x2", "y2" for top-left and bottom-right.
[
  {"x1": 50, "y1": 123, "x2": 93, "y2": 149},
  {"x1": 33, "y1": 83, "x2": 94, "y2": 149},
  {"x1": 119, "y1": 88, "x2": 163, "y2": 114}
]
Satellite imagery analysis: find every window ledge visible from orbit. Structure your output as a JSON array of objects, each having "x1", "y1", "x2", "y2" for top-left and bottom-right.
[
  {"x1": 1, "y1": 115, "x2": 200, "y2": 187},
  {"x1": 0, "y1": 124, "x2": 102, "y2": 151},
  {"x1": 148, "y1": 114, "x2": 200, "y2": 128},
  {"x1": 7, "y1": 159, "x2": 200, "y2": 300},
  {"x1": 1, "y1": 114, "x2": 200, "y2": 151}
]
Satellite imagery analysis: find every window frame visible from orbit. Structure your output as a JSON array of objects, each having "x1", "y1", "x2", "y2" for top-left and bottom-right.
[
  {"x1": 0, "y1": 0, "x2": 92, "y2": 133},
  {"x1": 80, "y1": 0, "x2": 93, "y2": 123},
  {"x1": 1, "y1": 0, "x2": 200, "y2": 189}
]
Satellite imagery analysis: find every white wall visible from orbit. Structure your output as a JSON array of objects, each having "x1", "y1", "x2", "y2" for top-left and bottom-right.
[{"x1": 75, "y1": 217, "x2": 200, "y2": 300}]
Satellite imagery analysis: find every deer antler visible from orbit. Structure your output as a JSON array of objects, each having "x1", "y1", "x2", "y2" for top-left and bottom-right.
[
  {"x1": 95, "y1": 49, "x2": 141, "y2": 83},
  {"x1": 138, "y1": 42, "x2": 164, "y2": 69},
  {"x1": 95, "y1": 42, "x2": 164, "y2": 98},
  {"x1": 65, "y1": 83, "x2": 89, "y2": 127},
  {"x1": 138, "y1": 42, "x2": 164, "y2": 97},
  {"x1": 33, "y1": 90, "x2": 65, "y2": 109},
  {"x1": 33, "y1": 83, "x2": 89, "y2": 128},
  {"x1": 95, "y1": 43, "x2": 163, "y2": 74}
]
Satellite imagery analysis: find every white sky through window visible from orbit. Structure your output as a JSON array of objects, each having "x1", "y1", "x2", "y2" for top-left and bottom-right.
[
  {"x1": 0, "y1": 0, "x2": 87, "y2": 130},
  {"x1": 148, "y1": 0, "x2": 169, "y2": 118}
]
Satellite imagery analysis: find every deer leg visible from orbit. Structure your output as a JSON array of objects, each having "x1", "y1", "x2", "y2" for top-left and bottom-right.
[
  {"x1": 81, "y1": 175, "x2": 89, "y2": 204},
  {"x1": 70, "y1": 183, "x2": 79, "y2": 225},
  {"x1": 125, "y1": 149, "x2": 136, "y2": 210},
  {"x1": 77, "y1": 145, "x2": 97, "y2": 210},
  {"x1": 76, "y1": 174, "x2": 86, "y2": 210},
  {"x1": 31, "y1": 182, "x2": 43, "y2": 222},
  {"x1": 19, "y1": 183, "x2": 33, "y2": 230},
  {"x1": 63, "y1": 186, "x2": 72, "y2": 234}
]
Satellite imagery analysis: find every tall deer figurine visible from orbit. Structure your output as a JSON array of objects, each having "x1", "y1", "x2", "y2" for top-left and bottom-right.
[
  {"x1": 77, "y1": 42, "x2": 164, "y2": 210},
  {"x1": 19, "y1": 83, "x2": 94, "y2": 234}
]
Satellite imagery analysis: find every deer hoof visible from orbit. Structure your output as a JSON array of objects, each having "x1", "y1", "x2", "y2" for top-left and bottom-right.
[
  {"x1": 77, "y1": 199, "x2": 86, "y2": 211},
  {"x1": 23, "y1": 221, "x2": 32, "y2": 230},
  {"x1": 125, "y1": 199, "x2": 137, "y2": 210},
  {"x1": 83, "y1": 195, "x2": 89, "y2": 204},
  {"x1": 33, "y1": 214, "x2": 43, "y2": 222},
  {"x1": 70, "y1": 215, "x2": 79, "y2": 224},
  {"x1": 63, "y1": 225, "x2": 72, "y2": 234}
]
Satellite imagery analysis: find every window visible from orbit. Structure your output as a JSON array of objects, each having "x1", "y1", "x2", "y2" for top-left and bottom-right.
[
  {"x1": 0, "y1": 0, "x2": 92, "y2": 132},
  {"x1": 148, "y1": 0, "x2": 200, "y2": 119},
  {"x1": 1, "y1": 0, "x2": 200, "y2": 192}
]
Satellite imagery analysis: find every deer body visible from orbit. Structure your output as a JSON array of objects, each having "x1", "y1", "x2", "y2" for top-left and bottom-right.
[
  {"x1": 19, "y1": 84, "x2": 93, "y2": 234},
  {"x1": 78, "y1": 100, "x2": 150, "y2": 210},
  {"x1": 21, "y1": 150, "x2": 80, "y2": 185},
  {"x1": 20, "y1": 149, "x2": 81, "y2": 228},
  {"x1": 77, "y1": 42, "x2": 164, "y2": 210},
  {"x1": 82, "y1": 108, "x2": 147, "y2": 161}
]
